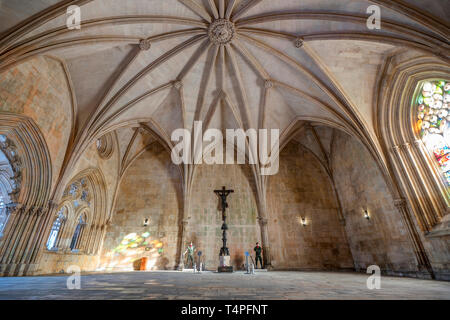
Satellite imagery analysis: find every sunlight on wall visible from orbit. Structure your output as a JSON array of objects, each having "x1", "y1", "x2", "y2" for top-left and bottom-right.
[{"x1": 99, "y1": 231, "x2": 165, "y2": 271}]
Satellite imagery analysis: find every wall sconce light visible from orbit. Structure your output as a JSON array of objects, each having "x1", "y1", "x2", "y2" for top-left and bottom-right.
[
  {"x1": 143, "y1": 218, "x2": 150, "y2": 226},
  {"x1": 300, "y1": 217, "x2": 307, "y2": 226},
  {"x1": 364, "y1": 210, "x2": 370, "y2": 220}
]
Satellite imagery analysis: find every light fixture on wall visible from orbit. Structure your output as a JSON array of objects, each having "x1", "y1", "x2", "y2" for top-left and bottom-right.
[
  {"x1": 143, "y1": 218, "x2": 150, "y2": 227},
  {"x1": 363, "y1": 210, "x2": 370, "y2": 220},
  {"x1": 300, "y1": 217, "x2": 307, "y2": 227}
]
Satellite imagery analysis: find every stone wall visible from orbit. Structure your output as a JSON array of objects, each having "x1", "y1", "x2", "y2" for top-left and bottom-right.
[
  {"x1": 267, "y1": 142, "x2": 354, "y2": 270},
  {"x1": 422, "y1": 232, "x2": 450, "y2": 280},
  {"x1": 187, "y1": 164, "x2": 260, "y2": 270},
  {"x1": 0, "y1": 56, "x2": 72, "y2": 190},
  {"x1": 331, "y1": 130, "x2": 419, "y2": 276},
  {"x1": 38, "y1": 137, "x2": 120, "y2": 275},
  {"x1": 99, "y1": 142, "x2": 182, "y2": 271},
  {"x1": 70, "y1": 135, "x2": 120, "y2": 216},
  {"x1": 37, "y1": 253, "x2": 100, "y2": 275}
]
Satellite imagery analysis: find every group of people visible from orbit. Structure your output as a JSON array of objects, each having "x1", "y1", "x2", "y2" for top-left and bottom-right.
[{"x1": 184, "y1": 241, "x2": 264, "y2": 269}]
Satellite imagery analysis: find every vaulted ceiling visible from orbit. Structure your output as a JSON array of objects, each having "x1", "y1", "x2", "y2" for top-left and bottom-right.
[{"x1": 0, "y1": 0, "x2": 448, "y2": 187}]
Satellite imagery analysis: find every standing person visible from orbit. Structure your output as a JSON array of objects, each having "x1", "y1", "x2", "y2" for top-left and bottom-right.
[
  {"x1": 184, "y1": 241, "x2": 196, "y2": 268},
  {"x1": 254, "y1": 242, "x2": 263, "y2": 269}
]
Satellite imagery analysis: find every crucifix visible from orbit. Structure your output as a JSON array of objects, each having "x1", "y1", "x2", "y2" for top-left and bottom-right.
[{"x1": 214, "y1": 186, "x2": 234, "y2": 257}]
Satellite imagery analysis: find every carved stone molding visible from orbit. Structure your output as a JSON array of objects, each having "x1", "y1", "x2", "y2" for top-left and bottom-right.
[
  {"x1": 0, "y1": 135, "x2": 22, "y2": 203},
  {"x1": 5, "y1": 202, "x2": 19, "y2": 216},
  {"x1": 136, "y1": 127, "x2": 145, "y2": 134},
  {"x1": 139, "y1": 39, "x2": 152, "y2": 51},
  {"x1": 96, "y1": 133, "x2": 115, "y2": 159},
  {"x1": 264, "y1": 80, "x2": 273, "y2": 89},
  {"x1": 294, "y1": 38, "x2": 304, "y2": 48},
  {"x1": 173, "y1": 80, "x2": 183, "y2": 90},
  {"x1": 218, "y1": 90, "x2": 227, "y2": 100},
  {"x1": 208, "y1": 19, "x2": 235, "y2": 45},
  {"x1": 394, "y1": 198, "x2": 407, "y2": 209},
  {"x1": 47, "y1": 200, "x2": 58, "y2": 211},
  {"x1": 257, "y1": 217, "x2": 268, "y2": 226},
  {"x1": 402, "y1": 142, "x2": 412, "y2": 150}
]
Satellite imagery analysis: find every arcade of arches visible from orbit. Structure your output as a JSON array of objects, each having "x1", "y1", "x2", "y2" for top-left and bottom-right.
[{"x1": 0, "y1": 0, "x2": 449, "y2": 285}]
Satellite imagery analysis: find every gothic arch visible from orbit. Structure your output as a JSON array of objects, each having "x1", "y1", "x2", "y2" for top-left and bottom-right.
[
  {"x1": 0, "y1": 112, "x2": 53, "y2": 276},
  {"x1": 43, "y1": 167, "x2": 107, "y2": 256},
  {"x1": 378, "y1": 56, "x2": 450, "y2": 233}
]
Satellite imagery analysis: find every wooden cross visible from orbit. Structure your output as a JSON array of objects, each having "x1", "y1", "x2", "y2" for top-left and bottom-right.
[{"x1": 214, "y1": 186, "x2": 234, "y2": 256}]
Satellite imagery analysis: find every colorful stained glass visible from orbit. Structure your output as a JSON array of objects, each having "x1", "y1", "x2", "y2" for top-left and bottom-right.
[{"x1": 416, "y1": 80, "x2": 450, "y2": 185}]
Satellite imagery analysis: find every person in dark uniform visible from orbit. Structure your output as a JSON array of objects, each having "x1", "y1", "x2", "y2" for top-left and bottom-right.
[{"x1": 254, "y1": 242, "x2": 263, "y2": 269}]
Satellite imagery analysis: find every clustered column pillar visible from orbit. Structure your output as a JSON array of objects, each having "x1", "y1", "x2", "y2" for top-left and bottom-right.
[
  {"x1": 177, "y1": 219, "x2": 189, "y2": 270},
  {"x1": 393, "y1": 198, "x2": 434, "y2": 279},
  {"x1": 257, "y1": 216, "x2": 271, "y2": 269},
  {"x1": 0, "y1": 201, "x2": 56, "y2": 276},
  {"x1": 412, "y1": 139, "x2": 449, "y2": 211}
]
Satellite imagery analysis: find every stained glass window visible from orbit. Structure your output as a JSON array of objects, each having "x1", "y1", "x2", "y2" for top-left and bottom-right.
[
  {"x1": 416, "y1": 80, "x2": 450, "y2": 186},
  {"x1": 46, "y1": 208, "x2": 66, "y2": 250},
  {"x1": 0, "y1": 195, "x2": 6, "y2": 234}
]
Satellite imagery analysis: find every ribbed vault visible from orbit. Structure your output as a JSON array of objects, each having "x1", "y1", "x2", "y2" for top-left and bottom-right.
[{"x1": 0, "y1": 0, "x2": 449, "y2": 277}]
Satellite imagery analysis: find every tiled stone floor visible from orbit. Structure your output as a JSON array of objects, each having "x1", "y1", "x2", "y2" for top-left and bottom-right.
[{"x1": 0, "y1": 271, "x2": 448, "y2": 300}]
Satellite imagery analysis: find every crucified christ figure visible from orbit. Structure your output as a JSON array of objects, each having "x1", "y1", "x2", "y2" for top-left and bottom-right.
[{"x1": 214, "y1": 186, "x2": 234, "y2": 256}]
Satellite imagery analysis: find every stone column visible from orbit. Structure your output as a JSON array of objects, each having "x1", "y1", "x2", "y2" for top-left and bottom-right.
[
  {"x1": 391, "y1": 145, "x2": 430, "y2": 231},
  {"x1": 412, "y1": 139, "x2": 449, "y2": 212},
  {"x1": 0, "y1": 202, "x2": 54, "y2": 276},
  {"x1": 394, "y1": 198, "x2": 434, "y2": 279},
  {"x1": 401, "y1": 143, "x2": 439, "y2": 225},
  {"x1": 177, "y1": 219, "x2": 189, "y2": 270},
  {"x1": 93, "y1": 222, "x2": 109, "y2": 256},
  {"x1": 257, "y1": 216, "x2": 271, "y2": 269}
]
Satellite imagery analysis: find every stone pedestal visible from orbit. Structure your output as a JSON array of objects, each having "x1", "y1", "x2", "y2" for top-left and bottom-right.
[{"x1": 218, "y1": 255, "x2": 233, "y2": 273}]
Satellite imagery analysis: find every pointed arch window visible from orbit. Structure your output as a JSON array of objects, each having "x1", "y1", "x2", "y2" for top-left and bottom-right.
[
  {"x1": 416, "y1": 80, "x2": 450, "y2": 189},
  {"x1": 70, "y1": 214, "x2": 87, "y2": 251},
  {"x1": 0, "y1": 195, "x2": 6, "y2": 234},
  {"x1": 0, "y1": 145, "x2": 14, "y2": 235},
  {"x1": 46, "y1": 207, "x2": 67, "y2": 250}
]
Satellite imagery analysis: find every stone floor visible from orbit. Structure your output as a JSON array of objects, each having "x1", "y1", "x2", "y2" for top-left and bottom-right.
[{"x1": 0, "y1": 271, "x2": 448, "y2": 300}]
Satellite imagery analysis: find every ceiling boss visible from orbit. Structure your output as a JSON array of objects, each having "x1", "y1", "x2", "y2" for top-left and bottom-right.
[{"x1": 208, "y1": 19, "x2": 236, "y2": 45}]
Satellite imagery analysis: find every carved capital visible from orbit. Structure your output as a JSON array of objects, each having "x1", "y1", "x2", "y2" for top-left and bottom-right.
[
  {"x1": 413, "y1": 139, "x2": 425, "y2": 150},
  {"x1": 394, "y1": 198, "x2": 407, "y2": 209},
  {"x1": 36, "y1": 206, "x2": 46, "y2": 217},
  {"x1": 258, "y1": 217, "x2": 268, "y2": 226},
  {"x1": 5, "y1": 202, "x2": 19, "y2": 215},
  {"x1": 14, "y1": 205, "x2": 26, "y2": 216},
  {"x1": 402, "y1": 142, "x2": 412, "y2": 151},
  {"x1": 47, "y1": 200, "x2": 59, "y2": 211}
]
